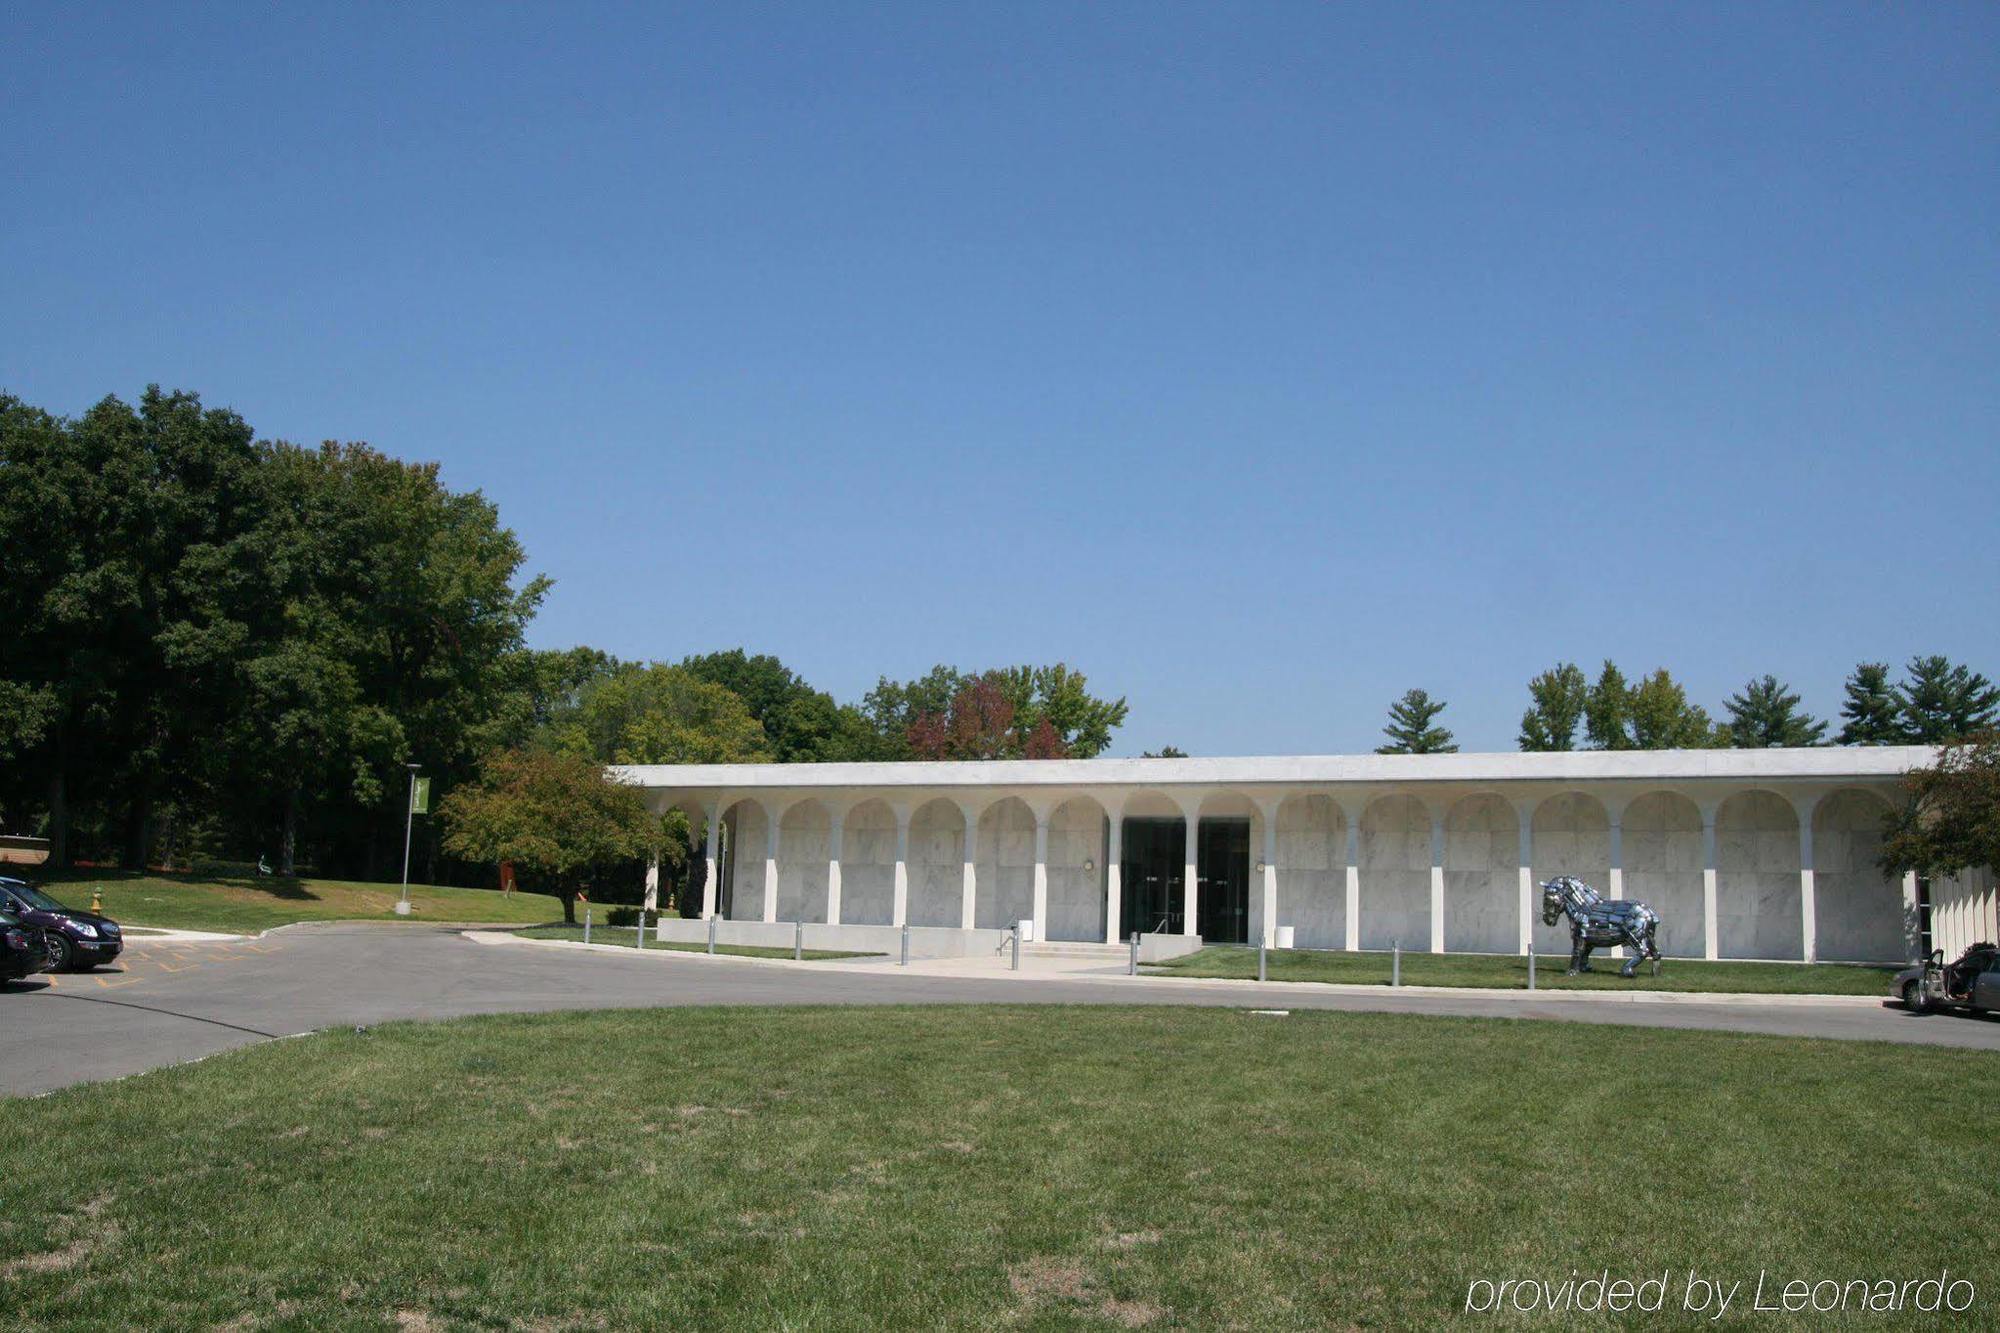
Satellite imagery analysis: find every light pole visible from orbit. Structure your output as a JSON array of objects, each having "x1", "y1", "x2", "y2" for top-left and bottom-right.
[{"x1": 397, "y1": 762, "x2": 421, "y2": 916}]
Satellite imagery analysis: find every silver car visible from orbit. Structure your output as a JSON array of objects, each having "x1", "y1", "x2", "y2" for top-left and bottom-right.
[{"x1": 1894, "y1": 943, "x2": 2000, "y2": 1014}]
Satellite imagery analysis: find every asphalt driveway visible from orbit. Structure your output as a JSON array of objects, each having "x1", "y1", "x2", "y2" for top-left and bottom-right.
[{"x1": 3, "y1": 923, "x2": 1994, "y2": 1097}]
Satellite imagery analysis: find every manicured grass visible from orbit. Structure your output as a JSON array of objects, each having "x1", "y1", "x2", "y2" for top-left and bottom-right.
[
  {"x1": 1149, "y1": 945, "x2": 1901, "y2": 995},
  {"x1": 518, "y1": 922, "x2": 877, "y2": 961},
  {"x1": 14, "y1": 868, "x2": 566, "y2": 934},
  {"x1": 3, "y1": 1006, "x2": 1994, "y2": 1328}
]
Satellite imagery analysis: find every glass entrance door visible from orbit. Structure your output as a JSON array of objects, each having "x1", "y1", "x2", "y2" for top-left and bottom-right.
[
  {"x1": 1197, "y1": 817, "x2": 1250, "y2": 944},
  {"x1": 1119, "y1": 818, "x2": 1185, "y2": 936}
]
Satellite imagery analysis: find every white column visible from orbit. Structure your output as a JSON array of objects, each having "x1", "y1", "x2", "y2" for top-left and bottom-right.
[
  {"x1": 960, "y1": 806, "x2": 979, "y2": 930},
  {"x1": 891, "y1": 806, "x2": 911, "y2": 929},
  {"x1": 1261, "y1": 811, "x2": 1279, "y2": 947},
  {"x1": 1182, "y1": 811, "x2": 1200, "y2": 937},
  {"x1": 1031, "y1": 811, "x2": 1050, "y2": 937},
  {"x1": 643, "y1": 855, "x2": 660, "y2": 914},
  {"x1": 701, "y1": 805, "x2": 722, "y2": 919},
  {"x1": 1798, "y1": 808, "x2": 1817, "y2": 964},
  {"x1": 1343, "y1": 809, "x2": 1361, "y2": 952},
  {"x1": 1902, "y1": 871, "x2": 1920, "y2": 960},
  {"x1": 1606, "y1": 804, "x2": 1624, "y2": 959},
  {"x1": 825, "y1": 812, "x2": 844, "y2": 927},
  {"x1": 1104, "y1": 813, "x2": 1124, "y2": 944},
  {"x1": 1516, "y1": 803, "x2": 1534, "y2": 956},
  {"x1": 762, "y1": 812, "x2": 780, "y2": 923},
  {"x1": 1701, "y1": 805, "x2": 1719, "y2": 961},
  {"x1": 1428, "y1": 808, "x2": 1445, "y2": 955}
]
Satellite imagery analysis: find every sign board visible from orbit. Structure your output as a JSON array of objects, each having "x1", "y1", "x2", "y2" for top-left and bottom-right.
[{"x1": 411, "y1": 776, "x2": 431, "y2": 815}]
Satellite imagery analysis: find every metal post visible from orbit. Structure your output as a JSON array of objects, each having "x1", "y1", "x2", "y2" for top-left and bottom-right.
[
  {"x1": 794, "y1": 920, "x2": 803, "y2": 962},
  {"x1": 900, "y1": 922, "x2": 910, "y2": 967},
  {"x1": 1129, "y1": 931, "x2": 1139, "y2": 976},
  {"x1": 707, "y1": 913, "x2": 717, "y2": 955},
  {"x1": 396, "y1": 763, "x2": 419, "y2": 916},
  {"x1": 1011, "y1": 924, "x2": 1021, "y2": 971},
  {"x1": 1392, "y1": 940, "x2": 1400, "y2": 987},
  {"x1": 583, "y1": 908, "x2": 592, "y2": 946},
  {"x1": 1258, "y1": 938, "x2": 1267, "y2": 982},
  {"x1": 1527, "y1": 947, "x2": 1536, "y2": 991}
]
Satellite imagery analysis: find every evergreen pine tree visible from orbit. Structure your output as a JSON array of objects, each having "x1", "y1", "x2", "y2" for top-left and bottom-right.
[
  {"x1": 1376, "y1": 689, "x2": 1457, "y2": 754},
  {"x1": 1836, "y1": 663, "x2": 1903, "y2": 745},
  {"x1": 1518, "y1": 662, "x2": 1587, "y2": 751},
  {"x1": 1898, "y1": 655, "x2": 2000, "y2": 743},
  {"x1": 1723, "y1": 675, "x2": 1826, "y2": 747}
]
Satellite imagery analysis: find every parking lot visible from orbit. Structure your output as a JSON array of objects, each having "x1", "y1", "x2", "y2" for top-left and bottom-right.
[{"x1": 4, "y1": 922, "x2": 1997, "y2": 1097}]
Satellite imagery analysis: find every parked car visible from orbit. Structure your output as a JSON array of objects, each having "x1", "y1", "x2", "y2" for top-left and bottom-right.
[
  {"x1": 1, "y1": 908, "x2": 51, "y2": 983},
  {"x1": 1894, "y1": 942, "x2": 2000, "y2": 1014},
  {"x1": 0, "y1": 877, "x2": 123, "y2": 972}
]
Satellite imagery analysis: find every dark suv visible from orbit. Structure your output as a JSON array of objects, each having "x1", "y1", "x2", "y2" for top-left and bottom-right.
[
  {"x1": 0, "y1": 878, "x2": 122, "y2": 972},
  {"x1": 1, "y1": 908, "x2": 50, "y2": 983}
]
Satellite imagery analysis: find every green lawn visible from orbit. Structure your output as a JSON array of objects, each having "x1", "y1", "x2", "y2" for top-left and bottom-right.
[
  {"x1": 13, "y1": 868, "x2": 566, "y2": 934},
  {"x1": 1149, "y1": 945, "x2": 1901, "y2": 995},
  {"x1": 3, "y1": 1006, "x2": 1993, "y2": 1328},
  {"x1": 518, "y1": 922, "x2": 877, "y2": 961}
]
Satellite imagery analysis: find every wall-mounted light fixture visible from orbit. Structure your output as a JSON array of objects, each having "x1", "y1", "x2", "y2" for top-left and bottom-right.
[
  {"x1": 1255, "y1": 858, "x2": 1269, "y2": 874},
  {"x1": 1083, "y1": 858, "x2": 1096, "y2": 872}
]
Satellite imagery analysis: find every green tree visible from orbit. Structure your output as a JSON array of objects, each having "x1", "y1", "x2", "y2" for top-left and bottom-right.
[
  {"x1": 1584, "y1": 662, "x2": 1722, "y2": 750},
  {"x1": 439, "y1": 749, "x2": 655, "y2": 923},
  {"x1": 1723, "y1": 675, "x2": 1826, "y2": 748},
  {"x1": 1628, "y1": 670, "x2": 1724, "y2": 748},
  {"x1": 1898, "y1": 655, "x2": 1999, "y2": 744},
  {"x1": 1881, "y1": 731, "x2": 2000, "y2": 881},
  {"x1": 1376, "y1": 689, "x2": 1456, "y2": 754},
  {"x1": 1142, "y1": 746, "x2": 1189, "y2": 758},
  {"x1": 1583, "y1": 661, "x2": 1634, "y2": 750},
  {"x1": 1837, "y1": 663, "x2": 1904, "y2": 746},
  {"x1": 1518, "y1": 662, "x2": 1588, "y2": 751},
  {"x1": 545, "y1": 662, "x2": 770, "y2": 765},
  {"x1": 680, "y1": 649, "x2": 879, "y2": 762}
]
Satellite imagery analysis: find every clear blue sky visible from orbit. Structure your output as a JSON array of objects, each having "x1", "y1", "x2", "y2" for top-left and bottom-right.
[{"x1": 5, "y1": 4, "x2": 1995, "y2": 755}]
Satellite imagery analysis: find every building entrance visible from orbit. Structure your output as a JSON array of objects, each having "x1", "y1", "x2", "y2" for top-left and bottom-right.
[{"x1": 1119, "y1": 816, "x2": 1250, "y2": 943}]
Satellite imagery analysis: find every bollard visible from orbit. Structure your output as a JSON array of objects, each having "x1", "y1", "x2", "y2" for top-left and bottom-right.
[
  {"x1": 900, "y1": 922, "x2": 910, "y2": 967},
  {"x1": 1011, "y1": 925, "x2": 1021, "y2": 971},
  {"x1": 1128, "y1": 931, "x2": 1139, "y2": 976},
  {"x1": 636, "y1": 913, "x2": 646, "y2": 949},
  {"x1": 1392, "y1": 940, "x2": 1400, "y2": 987},
  {"x1": 706, "y1": 913, "x2": 717, "y2": 955},
  {"x1": 583, "y1": 908, "x2": 592, "y2": 946},
  {"x1": 794, "y1": 920, "x2": 803, "y2": 962},
  {"x1": 1527, "y1": 947, "x2": 1536, "y2": 991},
  {"x1": 1258, "y1": 937, "x2": 1267, "y2": 983}
]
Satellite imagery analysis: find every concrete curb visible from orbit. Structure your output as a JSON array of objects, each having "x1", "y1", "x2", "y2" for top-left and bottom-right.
[{"x1": 468, "y1": 931, "x2": 1891, "y2": 1006}]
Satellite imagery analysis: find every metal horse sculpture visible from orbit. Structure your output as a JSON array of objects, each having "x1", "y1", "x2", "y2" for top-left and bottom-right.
[{"x1": 1540, "y1": 876, "x2": 1662, "y2": 978}]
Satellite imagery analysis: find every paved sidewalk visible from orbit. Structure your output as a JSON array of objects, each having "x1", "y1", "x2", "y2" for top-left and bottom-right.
[
  {"x1": 6, "y1": 923, "x2": 1993, "y2": 1098},
  {"x1": 477, "y1": 930, "x2": 1887, "y2": 1006}
]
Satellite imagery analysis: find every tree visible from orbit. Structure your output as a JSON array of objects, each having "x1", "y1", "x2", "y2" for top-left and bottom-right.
[
  {"x1": 680, "y1": 649, "x2": 879, "y2": 762},
  {"x1": 1723, "y1": 675, "x2": 1826, "y2": 748},
  {"x1": 1142, "y1": 746, "x2": 1189, "y2": 758},
  {"x1": 1837, "y1": 663, "x2": 1904, "y2": 746},
  {"x1": 1898, "y1": 655, "x2": 2000, "y2": 744},
  {"x1": 1583, "y1": 663, "x2": 1723, "y2": 750},
  {"x1": 544, "y1": 662, "x2": 770, "y2": 766},
  {"x1": 1881, "y1": 731, "x2": 2000, "y2": 881},
  {"x1": 1518, "y1": 663, "x2": 1588, "y2": 751},
  {"x1": 1376, "y1": 689, "x2": 1456, "y2": 754},
  {"x1": 871, "y1": 663, "x2": 1128, "y2": 759},
  {"x1": 1584, "y1": 661, "x2": 1634, "y2": 750},
  {"x1": 439, "y1": 749, "x2": 655, "y2": 923}
]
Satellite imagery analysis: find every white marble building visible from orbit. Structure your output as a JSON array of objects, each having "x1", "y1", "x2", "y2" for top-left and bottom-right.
[{"x1": 614, "y1": 747, "x2": 1992, "y2": 965}]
